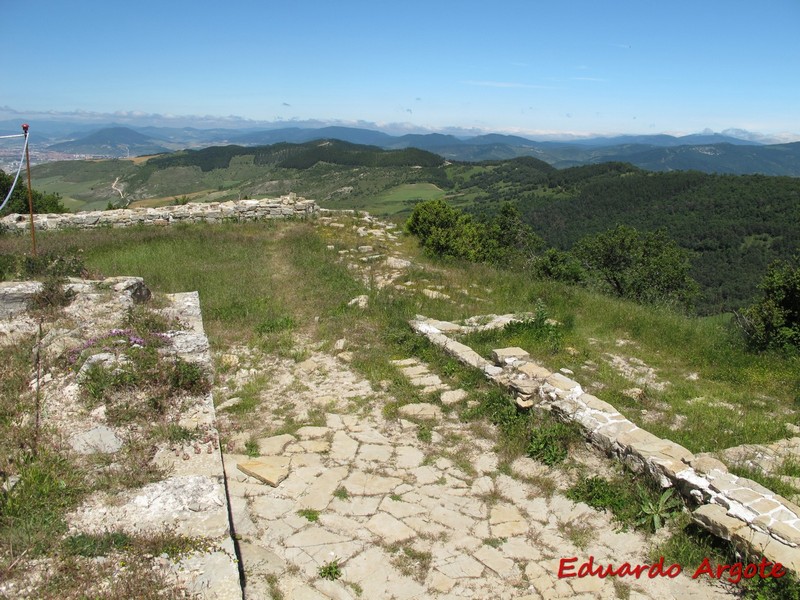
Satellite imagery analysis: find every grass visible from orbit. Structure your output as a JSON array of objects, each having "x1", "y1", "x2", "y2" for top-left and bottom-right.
[
  {"x1": 2, "y1": 219, "x2": 795, "y2": 458},
  {"x1": 297, "y1": 508, "x2": 320, "y2": 522},
  {"x1": 656, "y1": 514, "x2": 800, "y2": 600},
  {"x1": 2, "y1": 214, "x2": 799, "y2": 592},
  {"x1": 387, "y1": 544, "x2": 432, "y2": 582}
]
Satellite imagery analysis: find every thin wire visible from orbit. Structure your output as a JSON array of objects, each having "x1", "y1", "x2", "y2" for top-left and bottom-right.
[{"x1": 0, "y1": 133, "x2": 29, "y2": 212}]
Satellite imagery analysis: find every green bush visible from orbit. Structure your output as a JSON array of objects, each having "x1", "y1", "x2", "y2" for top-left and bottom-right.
[
  {"x1": 0, "y1": 169, "x2": 67, "y2": 217},
  {"x1": 533, "y1": 248, "x2": 586, "y2": 284},
  {"x1": 574, "y1": 225, "x2": 698, "y2": 308},
  {"x1": 738, "y1": 255, "x2": 800, "y2": 352}
]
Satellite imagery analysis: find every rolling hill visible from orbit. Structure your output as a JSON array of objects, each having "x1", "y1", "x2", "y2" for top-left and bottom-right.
[
  {"x1": 28, "y1": 140, "x2": 800, "y2": 314},
  {"x1": 46, "y1": 126, "x2": 171, "y2": 157}
]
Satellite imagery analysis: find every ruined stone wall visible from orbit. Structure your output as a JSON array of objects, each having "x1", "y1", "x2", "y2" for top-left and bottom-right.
[
  {"x1": 0, "y1": 195, "x2": 318, "y2": 233},
  {"x1": 410, "y1": 315, "x2": 800, "y2": 574}
]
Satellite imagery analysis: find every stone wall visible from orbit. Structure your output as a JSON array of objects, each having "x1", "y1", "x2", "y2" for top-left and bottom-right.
[
  {"x1": 0, "y1": 194, "x2": 318, "y2": 233},
  {"x1": 410, "y1": 314, "x2": 800, "y2": 573}
]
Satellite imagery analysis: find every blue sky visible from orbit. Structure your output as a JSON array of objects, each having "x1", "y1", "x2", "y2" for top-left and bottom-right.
[{"x1": 3, "y1": 0, "x2": 799, "y2": 138}]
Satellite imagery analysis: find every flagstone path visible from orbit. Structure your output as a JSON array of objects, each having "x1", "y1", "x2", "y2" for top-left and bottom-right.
[{"x1": 216, "y1": 348, "x2": 737, "y2": 600}]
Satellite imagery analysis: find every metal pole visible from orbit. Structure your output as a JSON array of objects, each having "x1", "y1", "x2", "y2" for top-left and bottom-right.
[{"x1": 22, "y1": 123, "x2": 37, "y2": 256}]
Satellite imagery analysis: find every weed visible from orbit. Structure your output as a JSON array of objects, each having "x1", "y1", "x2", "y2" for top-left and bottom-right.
[
  {"x1": 91, "y1": 441, "x2": 165, "y2": 491},
  {"x1": 387, "y1": 544, "x2": 432, "y2": 582},
  {"x1": 244, "y1": 437, "x2": 260, "y2": 458},
  {"x1": 333, "y1": 486, "x2": 349, "y2": 500},
  {"x1": 63, "y1": 531, "x2": 132, "y2": 557},
  {"x1": 635, "y1": 488, "x2": 682, "y2": 532},
  {"x1": 318, "y1": 558, "x2": 342, "y2": 580},
  {"x1": 134, "y1": 529, "x2": 212, "y2": 558},
  {"x1": 416, "y1": 422, "x2": 433, "y2": 443},
  {"x1": 527, "y1": 421, "x2": 580, "y2": 466},
  {"x1": 265, "y1": 573, "x2": 284, "y2": 600},
  {"x1": 298, "y1": 508, "x2": 320, "y2": 522},
  {"x1": 255, "y1": 316, "x2": 296, "y2": 335},
  {"x1": 170, "y1": 358, "x2": 209, "y2": 395},
  {"x1": 483, "y1": 537, "x2": 506, "y2": 548},
  {"x1": 122, "y1": 304, "x2": 175, "y2": 334},
  {"x1": 558, "y1": 520, "x2": 594, "y2": 550},
  {"x1": 566, "y1": 475, "x2": 640, "y2": 527},
  {"x1": 613, "y1": 579, "x2": 632, "y2": 600},
  {"x1": 28, "y1": 275, "x2": 76, "y2": 311},
  {"x1": 349, "y1": 581, "x2": 363, "y2": 596},
  {"x1": 154, "y1": 423, "x2": 198, "y2": 443},
  {"x1": 0, "y1": 453, "x2": 86, "y2": 559}
]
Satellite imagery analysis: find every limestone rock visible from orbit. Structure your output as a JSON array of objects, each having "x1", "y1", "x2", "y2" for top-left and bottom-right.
[
  {"x1": 69, "y1": 426, "x2": 123, "y2": 455},
  {"x1": 237, "y1": 457, "x2": 291, "y2": 486}
]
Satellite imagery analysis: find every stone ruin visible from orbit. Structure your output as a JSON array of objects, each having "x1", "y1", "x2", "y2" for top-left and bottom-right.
[
  {"x1": 0, "y1": 195, "x2": 318, "y2": 233},
  {"x1": 410, "y1": 314, "x2": 800, "y2": 574}
]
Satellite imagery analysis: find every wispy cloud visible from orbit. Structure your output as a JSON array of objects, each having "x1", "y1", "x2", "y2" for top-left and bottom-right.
[
  {"x1": 571, "y1": 76, "x2": 607, "y2": 82},
  {"x1": 462, "y1": 80, "x2": 554, "y2": 89}
]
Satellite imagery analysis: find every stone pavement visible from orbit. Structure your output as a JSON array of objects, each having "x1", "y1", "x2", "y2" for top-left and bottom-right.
[{"x1": 218, "y1": 350, "x2": 736, "y2": 599}]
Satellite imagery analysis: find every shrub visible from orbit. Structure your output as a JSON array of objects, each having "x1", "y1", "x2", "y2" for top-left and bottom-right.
[
  {"x1": 574, "y1": 225, "x2": 698, "y2": 308},
  {"x1": 533, "y1": 248, "x2": 586, "y2": 284},
  {"x1": 737, "y1": 255, "x2": 800, "y2": 352}
]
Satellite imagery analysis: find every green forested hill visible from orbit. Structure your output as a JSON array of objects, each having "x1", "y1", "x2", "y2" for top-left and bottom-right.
[
  {"x1": 28, "y1": 142, "x2": 800, "y2": 314},
  {"x1": 461, "y1": 166, "x2": 800, "y2": 314}
]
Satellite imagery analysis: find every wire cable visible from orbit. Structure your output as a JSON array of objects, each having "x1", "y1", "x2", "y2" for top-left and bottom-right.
[{"x1": 0, "y1": 133, "x2": 29, "y2": 212}]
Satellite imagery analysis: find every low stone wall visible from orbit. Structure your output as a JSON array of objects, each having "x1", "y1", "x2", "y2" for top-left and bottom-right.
[
  {"x1": 410, "y1": 314, "x2": 800, "y2": 573},
  {"x1": 0, "y1": 195, "x2": 318, "y2": 233}
]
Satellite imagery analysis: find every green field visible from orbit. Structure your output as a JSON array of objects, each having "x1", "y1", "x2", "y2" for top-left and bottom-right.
[{"x1": 318, "y1": 183, "x2": 446, "y2": 217}]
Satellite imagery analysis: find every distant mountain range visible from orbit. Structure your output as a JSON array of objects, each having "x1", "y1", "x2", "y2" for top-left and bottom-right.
[
  {"x1": 46, "y1": 127, "x2": 170, "y2": 157},
  {"x1": 3, "y1": 122, "x2": 799, "y2": 175}
]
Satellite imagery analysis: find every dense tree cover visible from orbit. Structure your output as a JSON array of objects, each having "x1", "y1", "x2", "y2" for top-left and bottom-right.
[
  {"x1": 738, "y1": 256, "x2": 800, "y2": 352},
  {"x1": 573, "y1": 225, "x2": 698, "y2": 308},
  {"x1": 406, "y1": 200, "x2": 542, "y2": 266},
  {"x1": 0, "y1": 170, "x2": 66, "y2": 217},
  {"x1": 407, "y1": 201, "x2": 697, "y2": 309},
  {"x1": 143, "y1": 141, "x2": 444, "y2": 173},
  {"x1": 451, "y1": 166, "x2": 800, "y2": 314}
]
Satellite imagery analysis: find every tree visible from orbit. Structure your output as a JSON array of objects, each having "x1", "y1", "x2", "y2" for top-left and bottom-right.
[
  {"x1": 574, "y1": 225, "x2": 698, "y2": 308},
  {"x1": 406, "y1": 199, "x2": 484, "y2": 261},
  {"x1": 0, "y1": 169, "x2": 67, "y2": 217},
  {"x1": 482, "y1": 203, "x2": 544, "y2": 266},
  {"x1": 533, "y1": 248, "x2": 586, "y2": 284},
  {"x1": 738, "y1": 256, "x2": 800, "y2": 352}
]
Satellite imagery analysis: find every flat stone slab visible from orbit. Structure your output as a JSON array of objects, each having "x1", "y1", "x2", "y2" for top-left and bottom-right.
[
  {"x1": 237, "y1": 457, "x2": 290, "y2": 486},
  {"x1": 441, "y1": 389, "x2": 468, "y2": 405},
  {"x1": 257, "y1": 433, "x2": 296, "y2": 455},
  {"x1": 343, "y1": 470, "x2": 403, "y2": 495},
  {"x1": 398, "y1": 403, "x2": 443, "y2": 420},
  {"x1": 69, "y1": 425, "x2": 123, "y2": 454},
  {"x1": 366, "y1": 512, "x2": 416, "y2": 543},
  {"x1": 492, "y1": 347, "x2": 530, "y2": 365},
  {"x1": 515, "y1": 362, "x2": 551, "y2": 379}
]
